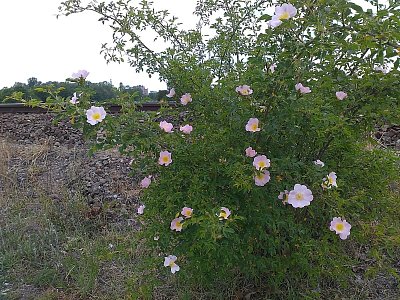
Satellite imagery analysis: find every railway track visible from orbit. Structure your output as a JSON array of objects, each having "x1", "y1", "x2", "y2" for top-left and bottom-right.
[{"x1": 0, "y1": 102, "x2": 163, "y2": 113}]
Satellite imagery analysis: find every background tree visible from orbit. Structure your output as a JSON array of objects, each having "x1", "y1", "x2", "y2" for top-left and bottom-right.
[{"x1": 27, "y1": 77, "x2": 40, "y2": 87}]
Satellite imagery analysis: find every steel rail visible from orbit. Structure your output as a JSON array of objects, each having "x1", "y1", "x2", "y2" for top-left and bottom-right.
[{"x1": 0, "y1": 102, "x2": 164, "y2": 114}]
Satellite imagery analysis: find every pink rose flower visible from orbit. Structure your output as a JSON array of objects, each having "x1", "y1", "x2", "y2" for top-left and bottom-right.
[
  {"x1": 245, "y1": 118, "x2": 261, "y2": 132},
  {"x1": 72, "y1": 70, "x2": 89, "y2": 79},
  {"x1": 313, "y1": 159, "x2": 325, "y2": 167},
  {"x1": 86, "y1": 106, "x2": 106, "y2": 125},
  {"x1": 137, "y1": 204, "x2": 145, "y2": 215},
  {"x1": 287, "y1": 184, "x2": 313, "y2": 208},
  {"x1": 218, "y1": 207, "x2": 231, "y2": 220},
  {"x1": 170, "y1": 217, "x2": 184, "y2": 231},
  {"x1": 181, "y1": 207, "x2": 193, "y2": 218},
  {"x1": 70, "y1": 92, "x2": 80, "y2": 104},
  {"x1": 166, "y1": 88, "x2": 175, "y2": 98},
  {"x1": 253, "y1": 155, "x2": 271, "y2": 170},
  {"x1": 159, "y1": 121, "x2": 173, "y2": 133},
  {"x1": 330, "y1": 217, "x2": 351, "y2": 240},
  {"x1": 158, "y1": 151, "x2": 172, "y2": 166},
  {"x1": 140, "y1": 176, "x2": 152, "y2": 188},
  {"x1": 235, "y1": 85, "x2": 253, "y2": 96},
  {"x1": 269, "y1": 63, "x2": 277, "y2": 73},
  {"x1": 180, "y1": 124, "x2": 193, "y2": 134},
  {"x1": 245, "y1": 147, "x2": 257, "y2": 157},
  {"x1": 295, "y1": 83, "x2": 311, "y2": 94},
  {"x1": 164, "y1": 255, "x2": 180, "y2": 273},
  {"x1": 267, "y1": 4, "x2": 297, "y2": 28},
  {"x1": 254, "y1": 170, "x2": 271, "y2": 186},
  {"x1": 180, "y1": 93, "x2": 192, "y2": 105},
  {"x1": 335, "y1": 91, "x2": 348, "y2": 100}
]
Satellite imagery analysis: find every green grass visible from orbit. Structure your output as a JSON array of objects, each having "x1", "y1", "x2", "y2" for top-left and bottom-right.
[{"x1": 0, "y1": 188, "x2": 144, "y2": 299}]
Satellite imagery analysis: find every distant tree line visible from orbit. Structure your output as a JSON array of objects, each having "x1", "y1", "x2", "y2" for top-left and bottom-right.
[{"x1": 0, "y1": 77, "x2": 167, "y2": 103}]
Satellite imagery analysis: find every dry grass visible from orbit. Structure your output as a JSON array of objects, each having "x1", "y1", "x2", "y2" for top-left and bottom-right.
[
  {"x1": 0, "y1": 140, "x2": 15, "y2": 192},
  {"x1": 0, "y1": 138, "x2": 142, "y2": 299},
  {"x1": 0, "y1": 138, "x2": 69, "y2": 198}
]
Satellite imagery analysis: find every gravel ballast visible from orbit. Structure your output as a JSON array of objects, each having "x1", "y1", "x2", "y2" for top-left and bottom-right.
[{"x1": 0, "y1": 113, "x2": 139, "y2": 208}]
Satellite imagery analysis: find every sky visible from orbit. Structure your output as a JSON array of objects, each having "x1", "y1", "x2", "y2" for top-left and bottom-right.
[
  {"x1": 0, "y1": 0, "x2": 377, "y2": 91},
  {"x1": 0, "y1": 0, "x2": 197, "y2": 91}
]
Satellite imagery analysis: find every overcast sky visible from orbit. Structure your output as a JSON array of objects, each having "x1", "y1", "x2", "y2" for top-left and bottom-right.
[
  {"x1": 0, "y1": 0, "x2": 376, "y2": 91},
  {"x1": 0, "y1": 0, "x2": 197, "y2": 91}
]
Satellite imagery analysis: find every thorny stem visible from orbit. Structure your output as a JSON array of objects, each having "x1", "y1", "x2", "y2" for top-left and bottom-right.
[{"x1": 317, "y1": 134, "x2": 334, "y2": 159}]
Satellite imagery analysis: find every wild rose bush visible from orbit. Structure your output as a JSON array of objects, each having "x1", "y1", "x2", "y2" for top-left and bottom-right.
[{"x1": 19, "y1": 0, "x2": 400, "y2": 296}]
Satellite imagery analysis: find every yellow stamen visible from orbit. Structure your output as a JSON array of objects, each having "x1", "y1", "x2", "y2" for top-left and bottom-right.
[
  {"x1": 92, "y1": 112, "x2": 101, "y2": 120},
  {"x1": 295, "y1": 193, "x2": 304, "y2": 201},
  {"x1": 279, "y1": 12, "x2": 290, "y2": 20},
  {"x1": 251, "y1": 124, "x2": 258, "y2": 131},
  {"x1": 175, "y1": 221, "x2": 182, "y2": 230},
  {"x1": 335, "y1": 223, "x2": 344, "y2": 231}
]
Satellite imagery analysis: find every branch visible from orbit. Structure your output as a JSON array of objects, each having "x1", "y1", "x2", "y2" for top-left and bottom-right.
[
  {"x1": 349, "y1": 48, "x2": 370, "y2": 76},
  {"x1": 317, "y1": 134, "x2": 334, "y2": 159}
]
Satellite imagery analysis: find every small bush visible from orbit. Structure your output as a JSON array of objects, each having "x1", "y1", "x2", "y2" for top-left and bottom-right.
[{"x1": 14, "y1": 0, "x2": 400, "y2": 297}]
